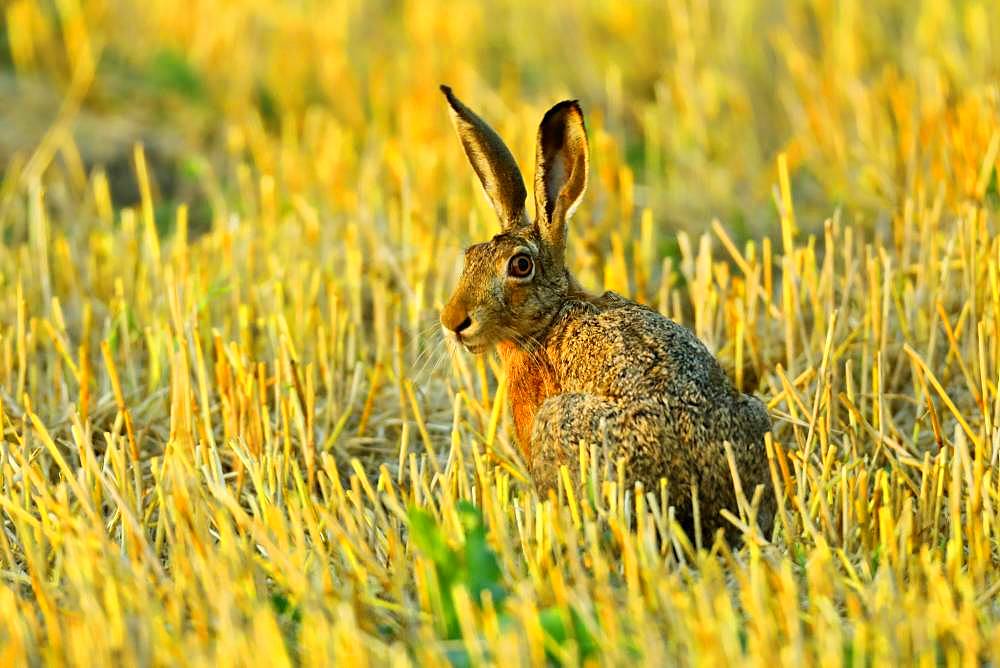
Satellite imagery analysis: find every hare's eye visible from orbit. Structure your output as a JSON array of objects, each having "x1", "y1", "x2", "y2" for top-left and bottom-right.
[{"x1": 508, "y1": 253, "x2": 534, "y2": 279}]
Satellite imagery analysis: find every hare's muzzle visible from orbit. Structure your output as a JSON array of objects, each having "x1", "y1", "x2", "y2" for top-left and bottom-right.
[{"x1": 440, "y1": 301, "x2": 472, "y2": 336}]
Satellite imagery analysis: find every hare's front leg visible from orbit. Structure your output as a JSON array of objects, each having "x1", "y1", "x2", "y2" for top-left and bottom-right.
[{"x1": 529, "y1": 393, "x2": 670, "y2": 497}]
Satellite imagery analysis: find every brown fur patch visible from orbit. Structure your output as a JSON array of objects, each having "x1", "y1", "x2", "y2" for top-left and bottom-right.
[
  {"x1": 497, "y1": 341, "x2": 559, "y2": 463},
  {"x1": 508, "y1": 286, "x2": 528, "y2": 308}
]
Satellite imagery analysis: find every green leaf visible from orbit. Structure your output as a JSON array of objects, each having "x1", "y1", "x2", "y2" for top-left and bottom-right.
[
  {"x1": 408, "y1": 508, "x2": 461, "y2": 638},
  {"x1": 408, "y1": 508, "x2": 459, "y2": 577},
  {"x1": 985, "y1": 166, "x2": 999, "y2": 210},
  {"x1": 269, "y1": 592, "x2": 302, "y2": 624},
  {"x1": 539, "y1": 605, "x2": 599, "y2": 664},
  {"x1": 147, "y1": 49, "x2": 205, "y2": 102},
  {"x1": 457, "y1": 501, "x2": 506, "y2": 607},
  {"x1": 408, "y1": 503, "x2": 512, "y2": 642},
  {"x1": 443, "y1": 645, "x2": 473, "y2": 668}
]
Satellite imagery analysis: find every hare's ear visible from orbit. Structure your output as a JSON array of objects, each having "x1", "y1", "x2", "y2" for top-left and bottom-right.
[
  {"x1": 534, "y1": 100, "x2": 588, "y2": 262},
  {"x1": 440, "y1": 85, "x2": 529, "y2": 231}
]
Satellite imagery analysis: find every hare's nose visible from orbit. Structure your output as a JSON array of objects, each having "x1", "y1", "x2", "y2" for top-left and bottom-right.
[{"x1": 441, "y1": 302, "x2": 472, "y2": 334}]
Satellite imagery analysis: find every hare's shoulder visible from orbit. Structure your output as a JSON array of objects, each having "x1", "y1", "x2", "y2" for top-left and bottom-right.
[
  {"x1": 564, "y1": 292, "x2": 710, "y2": 356},
  {"x1": 553, "y1": 293, "x2": 733, "y2": 400}
]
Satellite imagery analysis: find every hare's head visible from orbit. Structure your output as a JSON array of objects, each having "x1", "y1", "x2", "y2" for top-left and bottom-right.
[{"x1": 439, "y1": 85, "x2": 589, "y2": 352}]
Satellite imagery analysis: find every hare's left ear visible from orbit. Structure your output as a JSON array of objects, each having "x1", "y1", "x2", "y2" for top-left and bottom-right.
[
  {"x1": 441, "y1": 85, "x2": 529, "y2": 232},
  {"x1": 534, "y1": 100, "x2": 588, "y2": 263}
]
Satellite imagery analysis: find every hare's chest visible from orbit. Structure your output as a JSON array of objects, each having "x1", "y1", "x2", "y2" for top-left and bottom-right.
[{"x1": 498, "y1": 343, "x2": 560, "y2": 462}]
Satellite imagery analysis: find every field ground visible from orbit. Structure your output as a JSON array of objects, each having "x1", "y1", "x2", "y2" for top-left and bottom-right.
[{"x1": 1, "y1": 0, "x2": 1000, "y2": 665}]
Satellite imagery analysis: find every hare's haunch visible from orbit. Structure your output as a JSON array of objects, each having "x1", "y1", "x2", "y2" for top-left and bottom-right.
[{"x1": 439, "y1": 85, "x2": 774, "y2": 542}]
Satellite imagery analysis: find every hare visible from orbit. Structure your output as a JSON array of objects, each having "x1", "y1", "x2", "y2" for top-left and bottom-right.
[{"x1": 438, "y1": 86, "x2": 774, "y2": 542}]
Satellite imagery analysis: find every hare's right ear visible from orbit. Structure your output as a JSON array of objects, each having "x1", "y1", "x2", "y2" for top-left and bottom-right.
[
  {"x1": 533, "y1": 100, "x2": 588, "y2": 264},
  {"x1": 440, "y1": 85, "x2": 528, "y2": 231}
]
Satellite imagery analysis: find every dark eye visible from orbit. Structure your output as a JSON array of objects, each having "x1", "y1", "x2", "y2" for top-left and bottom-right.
[{"x1": 507, "y1": 253, "x2": 534, "y2": 278}]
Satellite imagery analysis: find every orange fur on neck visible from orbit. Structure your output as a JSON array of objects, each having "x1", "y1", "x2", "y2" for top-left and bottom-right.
[{"x1": 497, "y1": 340, "x2": 559, "y2": 464}]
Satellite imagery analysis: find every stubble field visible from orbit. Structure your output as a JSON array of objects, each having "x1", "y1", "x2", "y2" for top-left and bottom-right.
[{"x1": 1, "y1": 0, "x2": 1000, "y2": 664}]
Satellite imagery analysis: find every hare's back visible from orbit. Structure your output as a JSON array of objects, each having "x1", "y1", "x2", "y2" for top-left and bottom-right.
[{"x1": 555, "y1": 296, "x2": 735, "y2": 405}]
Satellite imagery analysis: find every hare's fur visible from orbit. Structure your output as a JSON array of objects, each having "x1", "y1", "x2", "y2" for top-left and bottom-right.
[{"x1": 439, "y1": 86, "x2": 774, "y2": 541}]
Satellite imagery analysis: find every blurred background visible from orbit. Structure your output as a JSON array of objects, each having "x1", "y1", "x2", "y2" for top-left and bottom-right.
[{"x1": 3, "y1": 0, "x2": 998, "y2": 244}]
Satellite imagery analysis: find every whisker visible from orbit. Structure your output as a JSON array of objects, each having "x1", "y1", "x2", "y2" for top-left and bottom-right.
[
  {"x1": 412, "y1": 340, "x2": 448, "y2": 384},
  {"x1": 411, "y1": 333, "x2": 443, "y2": 372}
]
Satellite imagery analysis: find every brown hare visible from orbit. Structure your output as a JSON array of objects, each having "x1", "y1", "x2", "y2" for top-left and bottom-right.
[{"x1": 438, "y1": 85, "x2": 774, "y2": 542}]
